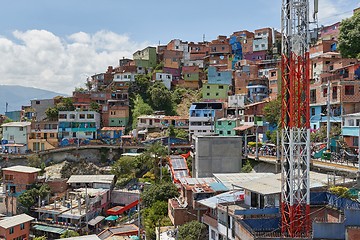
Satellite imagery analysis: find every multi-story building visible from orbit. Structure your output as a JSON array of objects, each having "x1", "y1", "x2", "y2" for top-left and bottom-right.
[
  {"x1": 215, "y1": 118, "x2": 241, "y2": 136},
  {"x1": 137, "y1": 115, "x2": 189, "y2": 131},
  {"x1": 208, "y1": 66, "x2": 232, "y2": 85},
  {"x1": 246, "y1": 79, "x2": 269, "y2": 103},
  {"x1": 202, "y1": 83, "x2": 230, "y2": 101},
  {"x1": 180, "y1": 66, "x2": 201, "y2": 89},
  {"x1": 163, "y1": 49, "x2": 183, "y2": 69},
  {"x1": 58, "y1": 111, "x2": 100, "y2": 143},
  {"x1": 209, "y1": 36, "x2": 231, "y2": 70},
  {"x1": 31, "y1": 98, "x2": 56, "y2": 121},
  {"x1": 153, "y1": 72, "x2": 172, "y2": 90},
  {"x1": 1, "y1": 165, "x2": 41, "y2": 215},
  {"x1": 189, "y1": 102, "x2": 225, "y2": 137},
  {"x1": 28, "y1": 121, "x2": 58, "y2": 152},
  {"x1": 342, "y1": 112, "x2": 360, "y2": 148},
  {"x1": 231, "y1": 30, "x2": 254, "y2": 59},
  {"x1": 1, "y1": 122, "x2": 31, "y2": 154},
  {"x1": 167, "y1": 39, "x2": 190, "y2": 62},
  {"x1": 133, "y1": 46, "x2": 157, "y2": 69},
  {"x1": 320, "y1": 22, "x2": 340, "y2": 41},
  {"x1": 309, "y1": 39, "x2": 338, "y2": 59},
  {"x1": 107, "y1": 89, "x2": 129, "y2": 127},
  {"x1": 0, "y1": 214, "x2": 34, "y2": 240}
]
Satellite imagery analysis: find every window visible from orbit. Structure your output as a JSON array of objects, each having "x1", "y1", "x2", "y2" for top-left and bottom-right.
[
  {"x1": 219, "y1": 85, "x2": 224, "y2": 89},
  {"x1": 9, "y1": 227, "x2": 14, "y2": 234},
  {"x1": 70, "y1": 114, "x2": 75, "y2": 119},
  {"x1": 9, "y1": 135, "x2": 14, "y2": 141},
  {"x1": 85, "y1": 132, "x2": 92, "y2": 136},
  {"x1": 311, "y1": 108, "x2": 315, "y2": 116},
  {"x1": 261, "y1": 44, "x2": 265, "y2": 48},
  {"x1": 4, "y1": 174, "x2": 13, "y2": 181},
  {"x1": 345, "y1": 85, "x2": 354, "y2": 95},
  {"x1": 255, "y1": 45, "x2": 259, "y2": 48},
  {"x1": 19, "y1": 127, "x2": 23, "y2": 131},
  {"x1": 207, "y1": 86, "x2": 210, "y2": 89},
  {"x1": 218, "y1": 121, "x2": 222, "y2": 125},
  {"x1": 87, "y1": 114, "x2": 94, "y2": 119},
  {"x1": 0, "y1": 198, "x2": 3, "y2": 203},
  {"x1": 20, "y1": 223, "x2": 25, "y2": 230},
  {"x1": 79, "y1": 114, "x2": 85, "y2": 119},
  {"x1": 219, "y1": 131, "x2": 223, "y2": 134},
  {"x1": 50, "y1": 133, "x2": 55, "y2": 138},
  {"x1": 59, "y1": 114, "x2": 67, "y2": 119},
  {"x1": 206, "y1": 93, "x2": 210, "y2": 96},
  {"x1": 323, "y1": 88, "x2": 328, "y2": 97},
  {"x1": 36, "y1": 101, "x2": 40, "y2": 104},
  {"x1": 228, "y1": 121, "x2": 232, "y2": 126},
  {"x1": 227, "y1": 131, "x2": 231, "y2": 135},
  {"x1": 217, "y1": 73, "x2": 221, "y2": 77},
  {"x1": 216, "y1": 93, "x2": 219, "y2": 96}
]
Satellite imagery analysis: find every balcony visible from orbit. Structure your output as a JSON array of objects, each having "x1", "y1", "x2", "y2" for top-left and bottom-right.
[{"x1": 202, "y1": 214, "x2": 218, "y2": 228}]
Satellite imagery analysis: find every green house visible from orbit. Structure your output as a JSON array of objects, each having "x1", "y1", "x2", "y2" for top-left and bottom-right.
[
  {"x1": 215, "y1": 118, "x2": 241, "y2": 136},
  {"x1": 202, "y1": 83, "x2": 230, "y2": 100}
]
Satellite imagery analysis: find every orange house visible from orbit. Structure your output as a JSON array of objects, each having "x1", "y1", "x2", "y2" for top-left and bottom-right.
[{"x1": 0, "y1": 214, "x2": 34, "y2": 240}]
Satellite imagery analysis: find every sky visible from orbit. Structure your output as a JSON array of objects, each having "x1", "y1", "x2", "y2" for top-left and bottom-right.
[{"x1": 0, "y1": 0, "x2": 359, "y2": 94}]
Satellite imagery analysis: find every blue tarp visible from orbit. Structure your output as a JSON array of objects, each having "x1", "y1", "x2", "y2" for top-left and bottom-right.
[
  {"x1": 311, "y1": 192, "x2": 360, "y2": 210},
  {"x1": 235, "y1": 208, "x2": 279, "y2": 216},
  {"x1": 243, "y1": 218, "x2": 280, "y2": 232}
]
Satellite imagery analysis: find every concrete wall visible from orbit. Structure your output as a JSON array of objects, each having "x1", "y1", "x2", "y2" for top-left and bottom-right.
[
  {"x1": 111, "y1": 190, "x2": 139, "y2": 205},
  {"x1": 194, "y1": 136, "x2": 242, "y2": 178}
]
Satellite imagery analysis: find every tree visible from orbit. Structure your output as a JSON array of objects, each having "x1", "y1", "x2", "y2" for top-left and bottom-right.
[
  {"x1": 45, "y1": 107, "x2": 59, "y2": 121},
  {"x1": 329, "y1": 186, "x2": 352, "y2": 199},
  {"x1": 111, "y1": 156, "x2": 138, "y2": 179},
  {"x1": 142, "y1": 201, "x2": 171, "y2": 240},
  {"x1": 177, "y1": 221, "x2": 208, "y2": 240},
  {"x1": 18, "y1": 190, "x2": 36, "y2": 212},
  {"x1": 129, "y1": 75, "x2": 151, "y2": 101},
  {"x1": 147, "y1": 82, "x2": 175, "y2": 115},
  {"x1": 89, "y1": 101, "x2": 100, "y2": 112},
  {"x1": 27, "y1": 154, "x2": 42, "y2": 168},
  {"x1": 241, "y1": 160, "x2": 253, "y2": 173},
  {"x1": 131, "y1": 94, "x2": 154, "y2": 129},
  {"x1": 338, "y1": 11, "x2": 360, "y2": 58},
  {"x1": 146, "y1": 141, "x2": 168, "y2": 181},
  {"x1": 141, "y1": 182, "x2": 179, "y2": 207},
  {"x1": 57, "y1": 97, "x2": 75, "y2": 111},
  {"x1": 60, "y1": 230, "x2": 80, "y2": 238},
  {"x1": 263, "y1": 98, "x2": 281, "y2": 127}
]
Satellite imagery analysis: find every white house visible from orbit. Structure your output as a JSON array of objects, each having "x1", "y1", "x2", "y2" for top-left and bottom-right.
[{"x1": 1, "y1": 122, "x2": 31, "y2": 154}]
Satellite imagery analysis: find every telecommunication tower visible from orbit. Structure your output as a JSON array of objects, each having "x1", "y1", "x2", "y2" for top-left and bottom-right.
[{"x1": 281, "y1": 0, "x2": 313, "y2": 237}]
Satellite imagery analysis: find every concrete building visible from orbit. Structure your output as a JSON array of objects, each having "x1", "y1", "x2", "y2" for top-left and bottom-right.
[
  {"x1": 31, "y1": 98, "x2": 56, "y2": 121},
  {"x1": 202, "y1": 83, "x2": 230, "y2": 101},
  {"x1": 215, "y1": 118, "x2": 241, "y2": 136},
  {"x1": 58, "y1": 111, "x2": 100, "y2": 144},
  {"x1": 342, "y1": 112, "x2": 360, "y2": 148},
  {"x1": 180, "y1": 66, "x2": 201, "y2": 89},
  {"x1": 189, "y1": 102, "x2": 225, "y2": 137},
  {"x1": 153, "y1": 72, "x2": 172, "y2": 90},
  {"x1": 133, "y1": 46, "x2": 157, "y2": 69},
  {"x1": 192, "y1": 136, "x2": 242, "y2": 178},
  {"x1": 208, "y1": 66, "x2": 232, "y2": 85},
  {"x1": 67, "y1": 175, "x2": 116, "y2": 190},
  {"x1": 28, "y1": 121, "x2": 58, "y2": 152},
  {"x1": 1, "y1": 122, "x2": 31, "y2": 154},
  {"x1": 0, "y1": 214, "x2": 34, "y2": 240}
]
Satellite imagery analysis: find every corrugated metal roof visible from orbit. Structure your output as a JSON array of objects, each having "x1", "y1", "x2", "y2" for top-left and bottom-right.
[
  {"x1": 59, "y1": 234, "x2": 101, "y2": 240},
  {"x1": 198, "y1": 190, "x2": 245, "y2": 209},
  {"x1": 33, "y1": 224, "x2": 66, "y2": 234},
  {"x1": 213, "y1": 173, "x2": 274, "y2": 190},
  {"x1": 2, "y1": 165, "x2": 41, "y2": 173},
  {"x1": 0, "y1": 214, "x2": 34, "y2": 229},
  {"x1": 67, "y1": 175, "x2": 115, "y2": 184}
]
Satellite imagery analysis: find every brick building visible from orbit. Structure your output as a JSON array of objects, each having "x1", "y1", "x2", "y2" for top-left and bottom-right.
[{"x1": 0, "y1": 214, "x2": 34, "y2": 240}]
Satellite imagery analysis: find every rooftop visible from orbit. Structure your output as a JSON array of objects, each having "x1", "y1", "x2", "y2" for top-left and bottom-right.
[
  {"x1": 67, "y1": 175, "x2": 115, "y2": 184},
  {"x1": 60, "y1": 235, "x2": 101, "y2": 240},
  {"x1": 0, "y1": 214, "x2": 34, "y2": 229},
  {"x1": 2, "y1": 165, "x2": 41, "y2": 173},
  {"x1": 198, "y1": 190, "x2": 245, "y2": 209},
  {"x1": 1, "y1": 122, "x2": 31, "y2": 127}
]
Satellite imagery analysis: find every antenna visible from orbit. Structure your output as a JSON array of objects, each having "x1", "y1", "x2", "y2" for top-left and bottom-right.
[
  {"x1": 313, "y1": 0, "x2": 319, "y2": 20},
  {"x1": 203, "y1": 34, "x2": 205, "y2": 42},
  {"x1": 5, "y1": 102, "x2": 8, "y2": 113}
]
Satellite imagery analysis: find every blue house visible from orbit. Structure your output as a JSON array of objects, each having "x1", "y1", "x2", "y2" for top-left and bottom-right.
[{"x1": 208, "y1": 66, "x2": 232, "y2": 85}]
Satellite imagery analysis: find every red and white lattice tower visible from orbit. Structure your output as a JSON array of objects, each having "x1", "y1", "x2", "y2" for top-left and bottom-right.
[{"x1": 281, "y1": 0, "x2": 311, "y2": 238}]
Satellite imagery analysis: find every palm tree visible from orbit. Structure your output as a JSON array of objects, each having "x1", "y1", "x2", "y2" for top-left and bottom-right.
[{"x1": 146, "y1": 141, "x2": 168, "y2": 182}]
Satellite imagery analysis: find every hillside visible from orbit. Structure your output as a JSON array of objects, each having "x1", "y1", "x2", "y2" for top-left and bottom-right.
[{"x1": 0, "y1": 85, "x2": 67, "y2": 114}]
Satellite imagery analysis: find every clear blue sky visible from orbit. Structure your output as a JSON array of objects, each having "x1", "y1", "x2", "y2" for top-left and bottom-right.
[{"x1": 0, "y1": 0, "x2": 358, "y2": 94}]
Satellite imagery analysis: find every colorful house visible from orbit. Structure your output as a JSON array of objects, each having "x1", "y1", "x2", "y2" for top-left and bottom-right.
[
  {"x1": 215, "y1": 118, "x2": 241, "y2": 136},
  {"x1": 202, "y1": 83, "x2": 229, "y2": 101},
  {"x1": 1, "y1": 122, "x2": 31, "y2": 154}
]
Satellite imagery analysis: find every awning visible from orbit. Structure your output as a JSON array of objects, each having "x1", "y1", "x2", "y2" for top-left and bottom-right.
[
  {"x1": 88, "y1": 216, "x2": 105, "y2": 226},
  {"x1": 105, "y1": 215, "x2": 119, "y2": 221},
  {"x1": 33, "y1": 224, "x2": 66, "y2": 234},
  {"x1": 233, "y1": 125, "x2": 253, "y2": 131}
]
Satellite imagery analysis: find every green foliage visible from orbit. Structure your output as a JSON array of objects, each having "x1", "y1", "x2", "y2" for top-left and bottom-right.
[
  {"x1": 141, "y1": 182, "x2": 179, "y2": 207},
  {"x1": 329, "y1": 186, "x2": 352, "y2": 199},
  {"x1": 310, "y1": 125, "x2": 341, "y2": 142},
  {"x1": 248, "y1": 142, "x2": 263, "y2": 148},
  {"x1": 45, "y1": 97, "x2": 75, "y2": 120},
  {"x1": 129, "y1": 74, "x2": 151, "y2": 101},
  {"x1": 147, "y1": 82, "x2": 175, "y2": 115},
  {"x1": 241, "y1": 160, "x2": 253, "y2": 173},
  {"x1": 186, "y1": 156, "x2": 193, "y2": 175},
  {"x1": 263, "y1": 98, "x2": 281, "y2": 127},
  {"x1": 177, "y1": 221, "x2": 208, "y2": 240},
  {"x1": 3, "y1": 118, "x2": 13, "y2": 123},
  {"x1": 131, "y1": 94, "x2": 154, "y2": 129},
  {"x1": 172, "y1": 87, "x2": 188, "y2": 104},
  {"x1": 338, "y1": 11, "x2": 360, "y2": 58},
  {"x1": 174, "y1": 128, "x2": 188, "y2": 139},
  {"x1": 89, "y1": 101, "x2": 100, "y2": 112},
  {"x1": 18, "y1": 191, "x2": 36, "y2": 212},
  {"x1": 27, "y1": 154, "x2": 42, "y2": 168},
  {"x1": 60, "y1": 230, "x2": 80, "y2": 238},
  {"x1": 45, "y1": 107, "x2": 59, "y2": 121},
  {"x1": 146, "y1": 141, "x2": 168, "y2": 181},
  {"x1": 142, "y1": 201, "x2": 171, "y2": 240},
  {"x1": 33, "y1": 236, "x2": 47, "y2": 240},
  {"x1": 167, "y1": 125, "x2": 176, "y2": 137},
  {"x1": 266, "y1": 130, "x2": 278, "y2": 145},
  {"x1": 111, "y1": 156, "x2": 138, "y2": 179}
]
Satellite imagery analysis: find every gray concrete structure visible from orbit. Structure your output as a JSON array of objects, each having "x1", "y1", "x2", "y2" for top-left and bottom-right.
[
  {"x1": 193, "y1": 135, "x2": 242, "y2": 178},
  {"x1": 31, "y1": 98, "x2": 55, "y2": 121}
]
